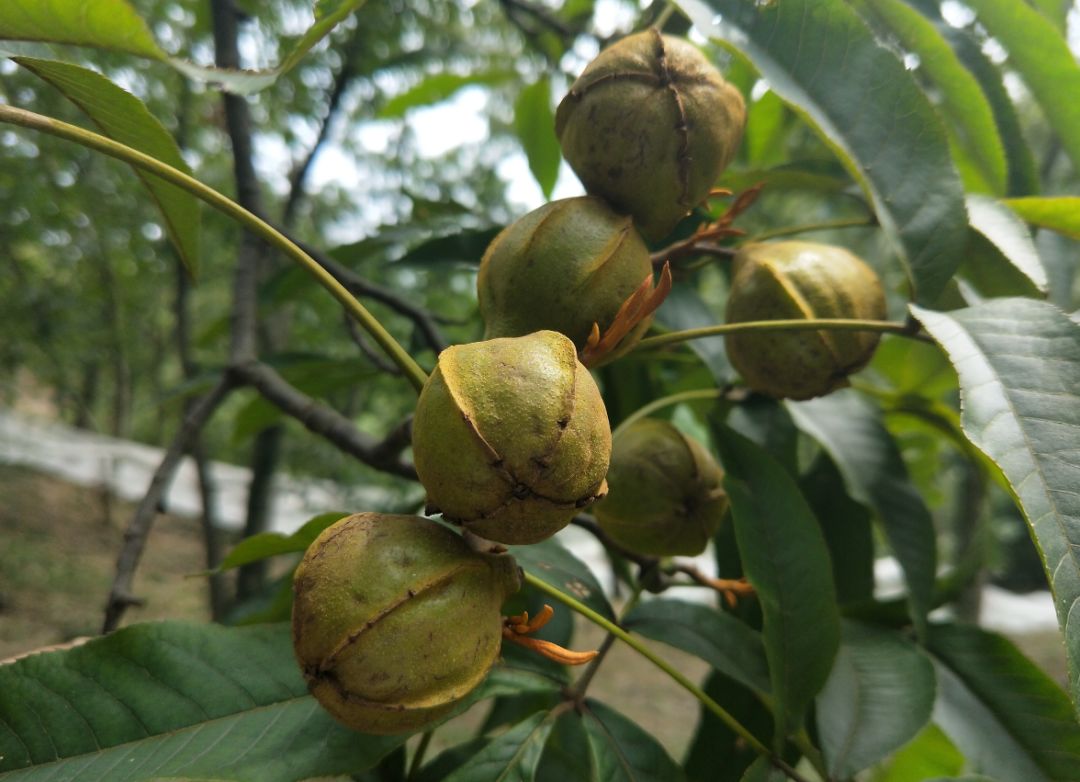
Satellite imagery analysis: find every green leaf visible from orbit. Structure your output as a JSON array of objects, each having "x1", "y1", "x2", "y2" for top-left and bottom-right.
[
  {"x1": 378, "y1": 71, "x2": 508, "y2": 119},
  {"x1": 536, "y1": 710, "x2": 592, "y2": 782},
  {"x1": 1028, "y1": 0, "x2": 1071, "y2": 29},
  {"x1": 787, "y1": 391, "x2": 937, "y2": 638},
  {"x1": 217, "y1": 511, "x2": 348, "y2": 571},
  {"x1": 678, "y1": 0, "x2": 967, "y2": 304},
  {"x1": 581, "y1": 700, "x2": 687, "y2": 782},
  {"x1": 442, "y1": 710, "x2": 556, "y2": 782},
  {"x1": 685, "y1": 671, "x2": 773, "y2": 782},
  {"x1": 0, "y1": 622, "x2": 403, "y2": 780},
  {"x1": 725, "y1": 396, "x2": 799, "y2": 477},
  {"x1": 960, "y1": 230, "x2": 1044, "y2": 300},
  {"x1": 623, "y1": 598, "x2": 771, "y2": 697},
  {"x1": 738, "y1": 757, "x2": 786, "y2": 782},
  {"x1": 714, "y1": 425, "x2": 840, "y2": 740},
  {"x1": 396, "y1": 226, "x2": 502, "y2": 266},
  {"x1": 743, "y1": 89, "x2": 788, "y2": 167},
  {"x1": 417, "y1": 739, "x2": 491, "y2": 782},
  {"x1": 937, "y1": 22, "x2": 1039, "y2": 197},
  {"x1": 855, "y1": 0, "x2": 1007, "y2": 195},
  {"x1": 512, "y1": 536, "x2": 614, "y2": 620},
  {"x1": 816, "y1": 621, "x2": 936, "y2": 778},
  {"x1": 965, "y1": 195, "x2": 1047, "y2": 294},
  {"x1": 928, "y1": 623, "x2": 1080, "y2": 781},
  {"x1": 799, "y1": 456, "x2": 875, "y2": 605},
  {"x1": 873, "y1": 723, "x2": 965, "y2": 782},
  {"x1": 278, "y1": 0, "x2": 365, "y2": 78},
  {"x1": 963, "y1": 0, "x2": 1080, "y2": 174},
  {"x1": 0, "y1": 0, "x2": 368, "y2": 95},
  {"x1": 912, "y1": 298, "x2": 1080, "y2": 718},
  {"x1": 1003, "y1": 197, "x2": 1080, "y2": 240},
  {"x1": 514, "y1": 79, "x2": 560, "y2": 200},
  {"x1": 14, "y1": 57, "x2": 201, "y2": 276},
  {"x1": 0, "y1": 0, "x2": 164, "y2": 59},
  {"x1": 472, "y1": 663, "x2": 566, "y2": 705}
]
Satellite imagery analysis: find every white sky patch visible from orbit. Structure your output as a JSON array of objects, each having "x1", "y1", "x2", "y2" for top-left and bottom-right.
[
  {"x1": 409, "y1": 86, "x2": 490, "y2": 157},
  {"x1": 592, "y1": 0, "x2": 637, "y2": 38},
  {"x1": 354, "y1": 122, "x2": 396, "y2": 155},
  {"x1": 687, "y1": 26, "x2": 708, "y2": 46},
  {"x1": 253, "y1": 132, "x2": 294, "y2": 196},
  {"x1": 1070, "y1": 2, "x2": 1080, "y2": 56},
  {"x1": 982, "y1": 37, "x2": 1008, "y2": 64},
  {"x1": 498, "y1": 153, "x2": 584, "y2": 213},
  {"x1": 309, "y1": 145, "x2": 364, "y2": 192},
  {"x1": 941, "y1": 1, "x2": 976, "y2": 28}
]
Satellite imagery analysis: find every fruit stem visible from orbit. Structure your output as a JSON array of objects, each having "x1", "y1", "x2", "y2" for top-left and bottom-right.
[
  {"x1": 613, "y1": 388, "x2": 725, "y2": 437},
  {"x1": 635, "y1": 317, "x2": 930, "y2": 352},
  {"x1": 407, "y1": 729, "x2": 434, "y2": 780},
  {"x1": 523, "y1": 571, "x2": 778, "y2": 765},
  {"x1": 750, "y1": 216, "x2": 876, "y2": 242},
  {"x1": 0, "y1": 103, "x2": 430, "y2": 393}
]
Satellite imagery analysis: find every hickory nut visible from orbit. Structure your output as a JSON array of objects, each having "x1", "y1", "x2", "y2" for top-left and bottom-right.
[
  {"x1": 724, "y1": 241, "x2": 887, "y2": 400},
  {"x1": 556, "y1": 28, "x2": 746, "y2": 241},
  {"x1": 478, "y1": 196, "x2": 653, "y2": 355},
  {"x1": 292, "y1": 512, "x2": 521, "y2": 735},
  {"x1": 595, "y1": 418, "x2": 728, "y2": 557},
  {"x1": 412, "y1": 331, "x2": 611, "y2": 544}
]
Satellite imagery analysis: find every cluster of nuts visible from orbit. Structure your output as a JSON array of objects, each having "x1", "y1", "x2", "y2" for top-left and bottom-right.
[{"x1": 291, "y1": 27, "x2": 889, "y2": 737}]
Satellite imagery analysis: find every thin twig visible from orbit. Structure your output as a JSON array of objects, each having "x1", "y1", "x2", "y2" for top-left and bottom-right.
[
  {"x1": 345, "y1": 311, "x2": 402, "y2": 374},
  {"x1": 634, "y1": 318, "x2": 931, "y2": 352},
  {"x1": 282, "y1": 35, "x2": 358, "y2": 228},
  {"x1": 749, "y1": 215, "x2": 876, "y2": 243},
  {"x1": 102, "y1": 375, "x2": 235, "y2": 632},
  {"x1": 499, "y1": 0, "x2": 577, "y2": 38},
  {"x1": 290, "y1": 234, "x2": 448, "y2": 354}
]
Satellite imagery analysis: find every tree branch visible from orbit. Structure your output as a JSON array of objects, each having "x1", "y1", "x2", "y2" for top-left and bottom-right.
[
  {"x1": 102, "y1": 375, "x2": 235, "y2": 632},
  {"x1": 231, "y1": 360, "x2": 417, "y2": 480},
  {"x1": 282, "y1": 34, "x2": 359, "y2": 228},
  {"x1": 289, "y1": 234, "x2": 448, "y2": 354},
  {"x1": 498, "y1": 0, "x2": 577, "y2": 39}
]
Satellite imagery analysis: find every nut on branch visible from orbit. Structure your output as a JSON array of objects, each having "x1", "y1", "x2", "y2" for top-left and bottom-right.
[
  {"x1": 556, "y1": 28, "x2": 746, "y2": 241},
  {"x1": 478, "y1": 196, "x2": 654, "y2": 357},
  {"x1": 412, "y1": 331, "x2": 612, "y2": 545},
  {"x1": 594, "y1": 418, "x2": 728, "y2": 557},
  {"x1": 724, "y1": 241, "x2": 888, "y2": 400},
  {"x1": 291, "y1": 513, "x2": 521, "y2": 735}
]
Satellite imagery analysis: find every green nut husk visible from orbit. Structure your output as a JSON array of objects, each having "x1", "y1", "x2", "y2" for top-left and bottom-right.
[
  {"x1": 724, "y1": 241, "x2": 888, "y2": 400},
  {"x1": 594, "y1": 418, "x2": 727, "y2": 557},
  {"x1": 555, "y1": 29, "x2": 746, "y2": 241},
  {"x1": 412, "y1": 331, "x2": 611, "y2": 545},
  {"x1": 292, "y1": 512, "x2": 521, "y2": 736},
  {"x1": 478, "y1": 196, "x2": 653, "y2": 354}
]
